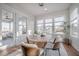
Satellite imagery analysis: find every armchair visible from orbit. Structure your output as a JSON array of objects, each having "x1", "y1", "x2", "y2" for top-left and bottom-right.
[{"x1": 21, "y1": 42, "x2": 44, "y2": 56}]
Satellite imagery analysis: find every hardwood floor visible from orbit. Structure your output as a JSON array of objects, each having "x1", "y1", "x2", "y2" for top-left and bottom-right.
[
  {"x1": 0, "y1": 45, "x2": 20, "y2": 56},
  {"x1": 64, "y1": 43, "x2": 79, "y2": 56},
  {"x1": 6, "y1": 45, "x2": 20, "y2": 55},
  {"x1": 53, "y1": 42, "x2": 79, "y2": 56},
  {"x1": 1, "y1": 42, "x2": 79, "y2": 56}
]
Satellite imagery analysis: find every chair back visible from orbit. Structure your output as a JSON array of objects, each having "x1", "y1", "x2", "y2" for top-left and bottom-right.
[
  {"x1": 26, "y1": 37, "x2": 29, "y2": 43},
  {"x1": 21, "y1": 43, "x2": 40, "y2": 56}
]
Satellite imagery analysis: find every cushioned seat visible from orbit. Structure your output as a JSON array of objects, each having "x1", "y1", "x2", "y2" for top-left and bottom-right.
[
  {"x1": 21, "y1": 42, "x2": 44, "y2": 56},
  {"x1": 35, "y1": 42, "x2": 47, "y2": 48}
]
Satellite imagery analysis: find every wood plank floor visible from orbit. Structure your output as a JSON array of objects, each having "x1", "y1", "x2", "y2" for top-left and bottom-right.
[
  {"x1": 1, "y1": 43, "x2": 79, "y2": 56},
  {"x1": 64, "y1": 43, "x2": 79, "y2": 56},
  {"x1": 0, "y1": 45, "x2": 20, "y2": 56}
]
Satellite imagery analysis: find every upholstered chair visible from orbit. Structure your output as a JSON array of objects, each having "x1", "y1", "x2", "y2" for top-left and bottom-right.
[{"x1": 21, "y1": 42, "x2": 44, "y2": 56}]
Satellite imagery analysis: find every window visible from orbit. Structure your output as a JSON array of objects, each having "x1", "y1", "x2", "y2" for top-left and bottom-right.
[
  {"x1": 70, "y1": 8, "x2": 78, "y2": 21},
  {"x1": 45, "y1": 26, "x2": 52, "y2": 34},
  {"x1": 45, "y1": 19, "x2": 53, "y2": 34},
  {"x1": 54, "y1": 17, "x2": 65, "y2": 22},
  {"x1": 37, "y1": 20, "x2": 43, "y2": 24},
  {"x1": 54, "y1": 16, "x2": 65, "y2": 37},
  {"x1": 36, "y1": 20, "x2": 44, "y2": 34},
  {"x1": 36, "y1": 19, "x2": 53, "y2": 35},
  {"x1": 2, "y1": 22, "x2": 10, "y2": 32},
  {"x1": 2, "y1": 22, "x2": 13, "y2": 32},
  {"x1": 1, "y1": 21, "x2": 13, "y2": 39},
  {"x1": 45, "y1": 19, "x2": 53, "y2": 23},
  {"x1": 54, "y1": 26, "x2": 64, "y2": 34},
  {"x1": 17, "y1": 20, "x2": 26, "y2": 37},
  {"x1": 54, "y1": 22, "x2": 64, "y2": 26},
  {"x1": 70, "y1": 8, "x2": 78, "y2": 38},
  {"x1": 36, "y1": 17, "x2": 65, "y2": 38}
]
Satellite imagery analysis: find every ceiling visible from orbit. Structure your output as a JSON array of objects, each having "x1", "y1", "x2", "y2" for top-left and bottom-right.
[{"x1": 6, "y1": 3, "x2": 71, "y2": 16}]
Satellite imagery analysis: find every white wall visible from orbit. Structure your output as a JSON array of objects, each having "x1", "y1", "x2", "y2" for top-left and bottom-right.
[{"x1": 69, "y1": 3, "x2": 79, "y2": 52}]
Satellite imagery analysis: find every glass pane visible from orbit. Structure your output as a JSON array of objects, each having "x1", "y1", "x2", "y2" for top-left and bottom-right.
[
  {"x1": 2, "y1": 22, "x2": 9, "y2": 32},
  {"x1": 37, "y1": 24, "x2": 43, "y2": 34},
  {"x1": 45, "y1": 23, "x2": 52, "y2": 26},
  {"x1": 17, "y1": 31, "x2": 22, "y2": 36},
  {"x1": 17, "y1": 18, "x2": 27, "y2": 37},
  {"x1": 73, "y1": 24, "x2": 78, "y2": 28},
  {"x1": 72, "y1": 24, "x2": 78, "y2": 32},
  {"x1": 54, "y1": 16, "x2": 65, "y2": 22},
  {"x1": 24, "y1": 26, "x2": 26, "y2": 28},
  {"x1": 55, "y1": 32, "x2": 64, "y2": 34},
  {"x1": 23, "y1": 22, "x2": 26, "y2": 26},
  {"x1": 45, "y1": 19, "x2": 52, "y2": 23},
  {"x1": 45, "y1": 26, "x2": 52, "y2": 34},
  {"x1": 19, "y1": 21, "x2": 22, "y2": 25},
  {"x1": 55, "y1": 22, "x2": 64, "y2": 26},
  {"x1": 71, "y1": 19, "x2": 78, "y2": 24},
  {"x1": 10, "y1": 22, "x2": 13, "y2": 32},
  {"x1": 72, "y1": 32, "x2": 78, "y2": 35},
  {"x1": 55, "y1": 26, "x2": 64, "y2": 32},
  {"x1": 37, "y1": 20, "x2": 43, "y2": 24},
  {"x1": 19, "y1": 26, "x2": 23, "y2": 31},
  {"x1": 71, "y1": 29, "x2": 78, "y2": 37},
  {"x1": 70, "y1": 8, "x2": 78, "y2": 20},
  {"x1": 37, "y1": 27, "x2": 43, "y2": 34},
  {"x1": 37, "y1": 24, "x2": 43, "y2": 27}
]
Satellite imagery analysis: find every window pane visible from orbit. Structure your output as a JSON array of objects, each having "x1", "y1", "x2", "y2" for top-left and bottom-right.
[
  {"x1": 19, "y1": 21, "x2": 22, "y2": 25},
  {"x1": 17, "y1": 31, "x2": 22, "y2": 36},
  {"x1": 37, "y1": 24, "x2": 43, "y2": 34},
  {"x1": 72, "y1": 23, "x2": 78, "y2": 28},
  {"x1": 55, "y1": 26, "x2": 64, "y2": 32},
  {"x1": 37, "y1": 24, "x2": 43, "y2": 27},
  {"x1": 19, "y1": 26, "x2": 23, "y2": 31},
  {"x1": 23, "y1": 21, "x2": 26, "y2": 26},
  {"x1": 45, "y1": 23, "x2": 52, "y2": 26},
  {"x1": 55, "y1": 32, "x2": 64, "y2": 35},
  {"x1": 37, "y1": 27, "x2": 43, "y2": 34},
  {"x1": 71, "y1": 23, "x2": 78, "y2": 33},
  {"x1": 55, "y1": 22, "x2": 64, "y2": 26},
  {"x1": 70, "y1": 8, "x2": 78, "y2": 38},
  {"x1": 45, "y1": 19, "x2": 52, "y2": 23},
  {"x1": 70, "y1": 8, "x2": 78, "y2": 20},
  {"x1": 45, "y1": 26, "x2": 52, "y2": 34},
  {"x1": 22, "y1": 21, "x2": 26, "y2": 26},
  {"x1": 17, "y1": 19, "x2": 26, "y2": 36},
  {"x1": 71, "y1": 27, "x2": 78, "y2": 37},
  {"x1": 10, "y1": 22, "x2": 13, "y2": 32},
  {"x1": 37, "y1": 20, "x2": 43, "y2": 24},
  {"x1": 71, "y1": 18, "x2": 78, "y2": 24},
  {"x1": 72, "y1": 32, "x2": 78, "y2": 36},
  {"x1": 54, "y1": 16, "x2": 65, "y2": 22},
  {"x1": 2, "y1": 22, "x2": 9, "y2": 31}
]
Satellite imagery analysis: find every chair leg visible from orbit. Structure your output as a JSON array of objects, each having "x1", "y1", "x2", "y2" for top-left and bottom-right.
[{"x1": 58, "y1": 48, "x2": 61, "y2": 56}]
